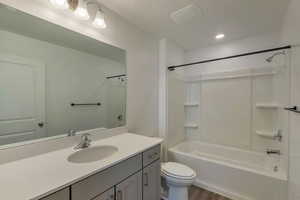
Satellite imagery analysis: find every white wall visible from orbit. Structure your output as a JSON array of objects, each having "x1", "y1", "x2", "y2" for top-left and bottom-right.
[
  {"x1": 0, "y1": 0, "x2": 159, "y2": 137},
  {"x1": 281, "y1": 0, "x2": 300, "y2": 199},
  {"x1": 158, "y1": 39, "x2": 185, "y2": 160},
  {"x1": 0, "y1": 30, "x2": 125, "y2": 136},
  {"x1": 166, "y1": 40, "x2": 185, "y2": 148}
]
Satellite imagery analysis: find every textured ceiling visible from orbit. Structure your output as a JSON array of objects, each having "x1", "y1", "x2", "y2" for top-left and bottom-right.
[{"x1": 97, "y1": 0, "x2": 290, "y2": 50}]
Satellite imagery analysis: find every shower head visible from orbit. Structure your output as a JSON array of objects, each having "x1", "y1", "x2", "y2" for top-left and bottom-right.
[
  {"x1": 266, "y1": 51, "x2": 286, "y2": 63},
  {"x1": 266, "y1": 57, "x2": 273, "y2": 63}
]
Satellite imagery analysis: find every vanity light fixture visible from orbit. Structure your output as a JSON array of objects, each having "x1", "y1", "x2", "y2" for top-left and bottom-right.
[
  {"x1": 74, "y1": 0, "x2": 89, "y2": 20},
  {"x1": 49, "y1": 0, "x2": 69, "y2": 9},
  {"x1": 215, "y1": 33, "x2": 225, "y2": 40},
  {"x1": 92, "y1": 9, "x2": 107, "y2": 29},
  {"x1": 49, "y1": 0, "x2": 107, "y2": 28}
]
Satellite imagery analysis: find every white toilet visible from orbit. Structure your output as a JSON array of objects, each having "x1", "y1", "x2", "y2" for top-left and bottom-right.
[{"x1": 161, "y1": 162, "x2": 196, "y2": 200}]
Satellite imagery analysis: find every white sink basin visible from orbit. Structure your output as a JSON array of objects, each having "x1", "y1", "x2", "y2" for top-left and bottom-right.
[{"x1": 68, "y1": 145, "x2": 118, "y2": 164}]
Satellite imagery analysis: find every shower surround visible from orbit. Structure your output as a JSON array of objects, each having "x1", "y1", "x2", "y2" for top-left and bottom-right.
[{"x1": 167, "y1": 51, "x2": 290, "y2": 200}]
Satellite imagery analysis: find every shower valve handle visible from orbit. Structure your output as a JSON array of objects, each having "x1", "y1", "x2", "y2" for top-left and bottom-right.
[{"x1": 284, "y1": 106, "x2": 300, "y2": 113}]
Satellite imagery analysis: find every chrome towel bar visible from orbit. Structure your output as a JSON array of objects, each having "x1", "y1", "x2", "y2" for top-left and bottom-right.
[{"x1": 70, "y1": 102, "x2": 101, "y2": 106}]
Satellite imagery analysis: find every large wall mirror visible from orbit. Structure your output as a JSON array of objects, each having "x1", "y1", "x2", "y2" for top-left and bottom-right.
[{"x1": 0, "y1": 4, "x2": 127, "y2": 147}]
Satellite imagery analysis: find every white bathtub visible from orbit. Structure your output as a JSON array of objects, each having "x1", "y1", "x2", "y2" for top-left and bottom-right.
[{"x1": 168, "y1": 141, "x2": 288, "y2": 200}]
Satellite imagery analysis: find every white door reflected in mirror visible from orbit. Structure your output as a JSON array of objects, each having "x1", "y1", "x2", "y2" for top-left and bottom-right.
[{"x1": 0, "y1": 55, "x2": 45, "y2": 145}]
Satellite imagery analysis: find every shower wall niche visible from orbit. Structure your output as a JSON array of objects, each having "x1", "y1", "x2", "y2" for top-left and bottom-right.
[{"x1": 184, "y1": 83, "x2": 200, "y2": 132}]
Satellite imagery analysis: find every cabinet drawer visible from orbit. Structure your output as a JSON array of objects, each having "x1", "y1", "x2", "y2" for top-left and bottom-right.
[
  {"x1": 40, "y1": 188, "x2": 69, "y2": 200},
  {"x1": 143, "y1": 145, "x2": 160, "y2": 167},
  {"x1": 71, "y1": 154, "x2": 142, "y2": 200}
]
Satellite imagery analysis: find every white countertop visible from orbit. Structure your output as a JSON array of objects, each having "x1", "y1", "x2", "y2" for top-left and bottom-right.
[{"x1": 0, "y1": 133, "x2": 163, "y2": 200}]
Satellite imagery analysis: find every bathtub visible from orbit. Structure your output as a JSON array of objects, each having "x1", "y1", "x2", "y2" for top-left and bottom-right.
[{"x1": 168, "y1": 141, "x2": 288, "y2": 200}]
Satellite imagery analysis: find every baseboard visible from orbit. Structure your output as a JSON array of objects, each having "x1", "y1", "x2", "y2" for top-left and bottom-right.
[{"x1": 193, "y1": 179, "x2": 253, "y2": 200}]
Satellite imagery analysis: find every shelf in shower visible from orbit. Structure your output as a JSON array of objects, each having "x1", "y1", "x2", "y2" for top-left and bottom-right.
[
  {"x1": 256, "y1": 130, "x2": 278, "y2": 139},
  {"x1": 184, "y1": 103, "x2": 199, "y2": 107},
  {"x1": 256, "y1": 103, "x2": 279, "y2": 109},
  {"x1": 184, "y1": 123, "x2": 198, "y2": 128}
]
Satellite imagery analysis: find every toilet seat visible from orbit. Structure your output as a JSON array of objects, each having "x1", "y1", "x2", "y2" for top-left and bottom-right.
[{"x1": 161, "y1": 162, "x2": 196, "y2": 180}]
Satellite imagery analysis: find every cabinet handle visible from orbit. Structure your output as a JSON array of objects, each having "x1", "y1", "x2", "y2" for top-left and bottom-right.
[
  {"x1": 38, "y1": 122, "x2": 44, "y2": 128},
  {"x1": 144, "y1": 172, "x2": 149, "y2": 186},
  {"x1": 117, "y1": 190, "x2": 123, "y2": 200}
]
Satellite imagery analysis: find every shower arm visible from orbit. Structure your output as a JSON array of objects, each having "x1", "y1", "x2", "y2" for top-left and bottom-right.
[{"x1": 284, "y1": 106, "x2": 300, "y2": 114}]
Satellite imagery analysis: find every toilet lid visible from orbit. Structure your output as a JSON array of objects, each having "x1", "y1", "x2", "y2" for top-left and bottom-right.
[{"x1": 161, "y1": 162, "x2": 195, "y2": 178}]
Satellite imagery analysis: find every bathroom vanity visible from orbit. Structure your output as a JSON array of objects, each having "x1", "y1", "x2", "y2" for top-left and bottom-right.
[
  {"x1": 0, "y1": 133, "x2": 162, "y2": 200},
  {"x1": 44, "y1": 146, "x2": 160, "y2": 200}
]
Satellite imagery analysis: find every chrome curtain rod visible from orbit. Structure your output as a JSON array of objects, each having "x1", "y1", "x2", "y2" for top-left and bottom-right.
[
  {"x1": 168, "y1": 45, "x2": 291, "y2": 71},
  {"x1": 106, "y1": 74, "x2": 127, "y2": 79}
]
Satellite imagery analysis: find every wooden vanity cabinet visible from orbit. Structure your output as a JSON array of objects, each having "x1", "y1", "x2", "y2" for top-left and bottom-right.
[{"x1": 39, "y1": 145, "x2": 161, "y2": 200}]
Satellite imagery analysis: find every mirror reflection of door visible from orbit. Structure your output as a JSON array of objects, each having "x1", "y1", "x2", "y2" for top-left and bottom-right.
[{"x1": 0, "y1": 55, "x2": 45, "y2": 145}]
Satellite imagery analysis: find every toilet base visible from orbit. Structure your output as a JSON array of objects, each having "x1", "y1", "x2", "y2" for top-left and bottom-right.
[{"x1": 168, "y1": 185, "x2": 189, "y2": 200}]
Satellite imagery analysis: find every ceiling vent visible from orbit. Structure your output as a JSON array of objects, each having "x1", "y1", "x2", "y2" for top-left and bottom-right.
[{"x1": 170, "y1": 4, "x2": 202, "y2": 24}]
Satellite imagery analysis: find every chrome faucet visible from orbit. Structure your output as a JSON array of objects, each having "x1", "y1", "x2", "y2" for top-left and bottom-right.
[
  {"x1": 68, "y1": 129, "x2": 76, "y2": 136},
  {"x1": 273, "y1": 130, "x2": 282, "y2": 142},
  {"x1": 266, "y1": 149, "x2": 281, "y2": 155},
  {"x1": 75, "y1": 133, "x2": 91, "y2": 149}
]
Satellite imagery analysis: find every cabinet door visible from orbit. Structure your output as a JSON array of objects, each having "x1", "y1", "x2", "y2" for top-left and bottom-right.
[
  {"x1": 94, "y1": 188, "x2": 114, "y2": 200},
  {"x1": 143, "y1": 160, "x2": 161, "y2": 200},
  {"x1": 116, "y1": 171, "x2": 142, "y2": 200},
  {"x1": 72, "y1": 154, "x2": 142, "y2": 200},
  {"x1": 40, "y1": 188, "x2": 69, "y2": 200}
]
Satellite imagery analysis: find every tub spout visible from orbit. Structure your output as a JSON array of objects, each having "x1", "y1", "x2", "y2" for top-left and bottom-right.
[
  {"x1": 273, "y1": 130, "x2": 282, "y2": 142},
  {"x1": 266, "y1": 149, "x2": 281, "y2": 155}
]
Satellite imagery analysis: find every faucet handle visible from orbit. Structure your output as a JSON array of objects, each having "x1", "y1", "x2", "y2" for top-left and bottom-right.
[
  {"x1": 81, "y1": 133, "x2": 91, "y2": 139},
  {"x1": 74, "y1": 133, "x2": 92, "y2": 149},
  {"x1": 68, "y1": 129, "x2": 76, "y2": 136}
]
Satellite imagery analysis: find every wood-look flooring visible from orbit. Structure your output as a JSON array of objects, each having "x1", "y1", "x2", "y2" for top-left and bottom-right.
[{"x1": 188, "y1": 186, "x2": 232, "y2": 200}]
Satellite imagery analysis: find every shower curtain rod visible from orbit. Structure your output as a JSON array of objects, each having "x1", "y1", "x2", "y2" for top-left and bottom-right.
[{"x1": 168, "y1": 45, "x2": 291, "y2": 71}]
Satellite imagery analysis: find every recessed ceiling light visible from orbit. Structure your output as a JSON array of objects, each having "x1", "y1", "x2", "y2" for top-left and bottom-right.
[{"x1": 215, "y1": 34, "x2": 225, "y2": 40}]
